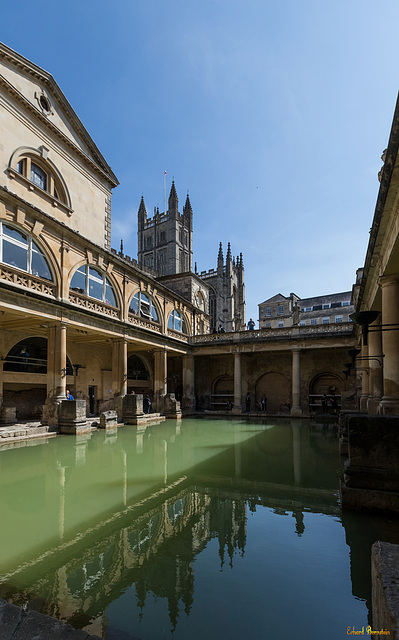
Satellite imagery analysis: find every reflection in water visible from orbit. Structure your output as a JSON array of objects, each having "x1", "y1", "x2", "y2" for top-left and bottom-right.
[{"x1": 0, "y1": 418, "x2": 398, "y2": 639}]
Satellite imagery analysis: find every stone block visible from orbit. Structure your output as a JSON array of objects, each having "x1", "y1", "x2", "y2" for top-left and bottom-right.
[
  {"x1": 99, "y1": 410, "x2": 118, "y2": 429},
  {"x1": 123, "y1": 394, "x2": 144, "y2": 423},
  {"x1": 59, "y1": 399, "x2": 90, "y2": 434},
  {"x1": 163, "y1": 393, "x2": 182, "y2": 419},
  {"x1": 0, "y1": 598, "x2": 21, "y2": 638},
  {"x1": 0, "y1": 406, "x2": 16, "y2": 424},
  {"x1": 372, "y1": 541, "x2": 399, "y2": 636}
]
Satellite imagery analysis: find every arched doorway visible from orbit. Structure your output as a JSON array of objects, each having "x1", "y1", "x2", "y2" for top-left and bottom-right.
[
  {"x1": 255, "y1": 371, "x2": 291, "y2": 413},
  {"x1": 211, "y1": 375, "x2": 234, "y2": 410},
  {"x1": 309, "y1": 373, "x2": 343, "y2": 414}
]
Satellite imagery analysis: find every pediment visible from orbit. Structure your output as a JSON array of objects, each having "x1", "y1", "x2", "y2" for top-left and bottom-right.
[
  {"x1": 0, "y1": 42, "x2": 118, "y2": 186},
  {"x1": 259, "y1": 293, "x2": 287, "y2": 305}
]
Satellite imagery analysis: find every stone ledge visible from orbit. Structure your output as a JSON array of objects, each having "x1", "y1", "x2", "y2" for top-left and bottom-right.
[{"x1": 0, "y1": 598, "x2": 102, "y2": 639}]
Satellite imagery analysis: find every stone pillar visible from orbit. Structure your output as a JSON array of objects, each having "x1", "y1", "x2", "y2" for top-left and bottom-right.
[
  {"x1": 367, "y1": 315, "x2": 383, "y2": 414},
  {"x1": 182, "y1": 355, "x2": 195, "y2": 413},
  {"x1": 379, "y1": 276, "x2": 399, "y2": 414},
  {"x1": 154, "y1": 349, "x2": 167, "y2": 412},
  {"x1": 232, "y1": 352, "x2": 242, "y2": 414},
  {"x1": 42, "y1": 322, "x2": 67, "y2": 427},
  {"x1": 112, "y1": 339, "x2": 127, "y2": 397},
  {"x1": 359, "y1": 340, "x2": 369, "y2": 412},
  {"x1": 291, "y1": 348, "x2": 302, "y2": 416}
]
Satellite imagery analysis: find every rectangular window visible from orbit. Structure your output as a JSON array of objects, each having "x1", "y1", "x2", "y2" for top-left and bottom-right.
[
  {"x1": 278, "y1": 320, "x2": 284, "y2": 328},
  {"x1": 311, "y1": 318, "x2": 317, "y2": 325},
  {"x1": 302, "y1": 307, "x2": 312, "y2": 312},
  {"x1": 322, "y1": 303, "x2": 330, "y2": 309},
  {"x1": 299, "y1": 320, "x2": 306, "y2": 326},
  {"x1": 264, "y1": 322, "x2": 271, "y2": 327},
  {"x1": 265, "y1": 307, "x2": 271, "y2": 317},
  {"x1": 335, "y1": 315, "x2": 343, "y2": 323},
  {"x1": 277, "y1": 305, "x2": 284, "y2": 315},
  {"x1": 342, "y1": 301, "x2": 350, "y2": 306},
  {"x1": 322, "y1": 317, "x2": 330, "y2": 324}
]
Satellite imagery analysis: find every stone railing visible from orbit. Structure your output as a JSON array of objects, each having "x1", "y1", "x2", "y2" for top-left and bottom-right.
[
  {"x1": 167, "y1": 328, "x2": 190, "y2": 342},
  {"x1": 192, "y1": 322, "x2": 355, "y2": 344},
  {"x1": 128, "y1": 313, "x2": 162, "y2": 333},
  {"x1": 0, "y1": 265, "x2": 57, "y2": 297},
  {"x1": 69, "y1": 291, "x2": 120, "y2": 318}
]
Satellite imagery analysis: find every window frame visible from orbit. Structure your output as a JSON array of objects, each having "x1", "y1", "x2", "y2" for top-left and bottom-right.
[
  {"x1": 0, "y1": 222, "x2": 53, "y2": 281},
  {"x1": 70, "y1": 264, "x2": 117, "y2": 307},
  {"x1": 168, "y1": 309, "x2": 188, "y2": 334},
  {"x1": 129, "y1": 291, "x2": 159, "y2": 323}
]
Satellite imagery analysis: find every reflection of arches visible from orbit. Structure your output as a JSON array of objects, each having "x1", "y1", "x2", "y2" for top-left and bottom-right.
[
  {"x1": 127, "y1": 355, "x2": 150, "y2": 380},
  {"x1": 255, "y1": 372, "x2": 290, "y2": 412},
  {"x1": 4, "y1": 338, "x2": 73, "y2": 374}
]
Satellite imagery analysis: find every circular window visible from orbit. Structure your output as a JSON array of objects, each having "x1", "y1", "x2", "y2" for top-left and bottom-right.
[{"x1": 39, "y1": 95, "x2": 51, "y2": 113}]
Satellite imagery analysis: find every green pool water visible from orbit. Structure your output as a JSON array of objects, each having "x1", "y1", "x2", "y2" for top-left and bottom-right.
[{"x1": 0, "y1": 417, "x2": 398, "y2": 640}]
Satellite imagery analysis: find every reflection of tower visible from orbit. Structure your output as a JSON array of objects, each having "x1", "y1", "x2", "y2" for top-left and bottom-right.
[{"x1": 292, "y1": 508, "x2": 305, "y2": 536}]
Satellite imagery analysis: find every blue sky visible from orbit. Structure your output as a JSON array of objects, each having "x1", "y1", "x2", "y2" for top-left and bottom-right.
[{"x1": 3, "y1": 1, "x2": 399, "y2": 322}]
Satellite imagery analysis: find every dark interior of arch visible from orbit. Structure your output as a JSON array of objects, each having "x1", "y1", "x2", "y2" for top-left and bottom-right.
[
  {"x1": 127, "y1": 355, "x2": 149, "y2": 380},
  {"x1": 4, "y1": 337, "x2": 73, "y2": 375}
]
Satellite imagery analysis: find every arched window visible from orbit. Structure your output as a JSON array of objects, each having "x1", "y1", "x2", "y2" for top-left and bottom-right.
[
  {"x1": 4, "y1": 338, "x2": 73, "y2": 374},
  {"x1": 9, "y1": 148, "x2": 72, "y2": 213},
  {"x1": 0, "y1": 223, "x2": 52, "y2": 280},
  {"x1": 168, "y1": 309, "x2": 188, "y2": 333},
  {"x1": 127, "y1": 355, "x2": 150, "y2": 380},
  {"x1": 129, "y1": 291, "x2": 159, "y2": 323},
  {"x1": 70, "y1": 265, "x2": 117, "y2": 307}
]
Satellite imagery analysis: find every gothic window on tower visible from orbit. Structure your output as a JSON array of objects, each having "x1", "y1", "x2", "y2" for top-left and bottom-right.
[
  {"x1": 129, "y1": 291, "x2": 159, "y2": 323},
  {"x1": 144, "y1": 254, "x2": 153, "y2": 267}
]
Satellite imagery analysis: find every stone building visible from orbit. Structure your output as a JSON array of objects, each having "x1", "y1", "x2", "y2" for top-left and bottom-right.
[
  {"x1": 259, "y1": 290, "x2": 354, "y2": 329},
  {"x1": 0, "y1": 41, "x2": 357, "y2": 424}
]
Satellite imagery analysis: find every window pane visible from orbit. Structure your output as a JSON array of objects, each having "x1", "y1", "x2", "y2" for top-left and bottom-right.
[
  {"x1": 181, "y1": 316, "x2": 187, "y2": 333},
  {"x1": 31, "y1": 248, "x2": 52, "y2": 280},
  {"x1": 31, "y1": 163, "x2": 47, "y2": 190},
  {"x1": 130, "y1": 293, "x2": 139, "y2": 314},
  {"x1": 150, "y1": 303, "x2": 158, "y2": 322},
  {"x1": 174, "y1": 312, "x2": 181, "y2": 332},
  {"x1": 105, "y1": 282, "x2": 116, "y2": 306},
  {"x1": 16, "y1": 160, "x2": 24, "y2": 175},
  {"x1": 3, "y1": 225, "x2": 27, "y2": 244},
  {"x1": 3, "y1": 239, "x2": 27, "y2": 270},
  {"x1": 168, "y1": 313, "x2": 174, "y2": 330},
  {"x1": 88, "y1": 266, "x2": 102, "y2": 280},
  {"x1": 70, "y1": 269, "x2": 86, "y2": 293},
  {"x1": 89, "y1": 279, "x2": 103, "y2": 300}
]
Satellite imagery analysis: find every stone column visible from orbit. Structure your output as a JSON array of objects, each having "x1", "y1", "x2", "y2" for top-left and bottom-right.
[
  {"x1": 154, "y1": 349, "x2": 167, "y2": 412},
  {"x1": 182, "y1": 354, "x2": 195, "y2": 413},
  {"x1": 359, "y1": 340, "x2": 369, "y2": 412},
  {"x1": 367, "y1": 315, "x2": 383, "y2": 415},
  {"x1": 42, "y1": 322, "x2": 67, "y2": 427},
  {"x1": 47, "y1": 322, "x2": 67, "y2": 399},
  {"x1": 291, "y1": 348, "x2": 302, "y2": 416},
  {"x1": 379, "y1": 276, "x2": 399, "y2": 414},
  {"x1": 112, "y1": 339, "x2": 127, "y2": 397},
  {"x1": 232, "y1": 352, "x2": 242, "y2": 414}
]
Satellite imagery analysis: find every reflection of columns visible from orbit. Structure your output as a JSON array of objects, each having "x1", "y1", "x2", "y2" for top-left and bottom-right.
[
  {"x1": 292, "y1": 420, "x2": 302, "y2": 486},
  {"x1": 234, "y1": 428, "x2": 242, "y2": 478},
  {"x1": 291, "y1": 349, "x2": 302, "y2": 416},
  {"x1": 112, "y1": 339, "x2": 127, "y2": 397},
  {"x1": 367, "y1": 315, "x2": 383, "y2": 414},
  {"x1": 379, "y1": 276, "x2": 399, "y2": 413},
  {"x1": 47, "y1": 323, "x2": 67, "y2": 399},
  {"x1": 154, "y1": 349, "x2": 167, "y2": 412},
  {"x1": 232, "y1": 352, "x2": 242, "y2": 414},
  {"x1": 182, "y1": 354, "x2": 195, "y2": 413},
  {"x1": 122, "y1": 450, "x2": 127, "y2": 506},
  {"x1": 58, "y1": 463, "x2": 66, "y2": 540},
  {"x1": 0, "y1": 360, "x2": 4, "y2": 406},
  {"x1": 359, "y1": 340, "x2": 369, "y2": 412}
]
